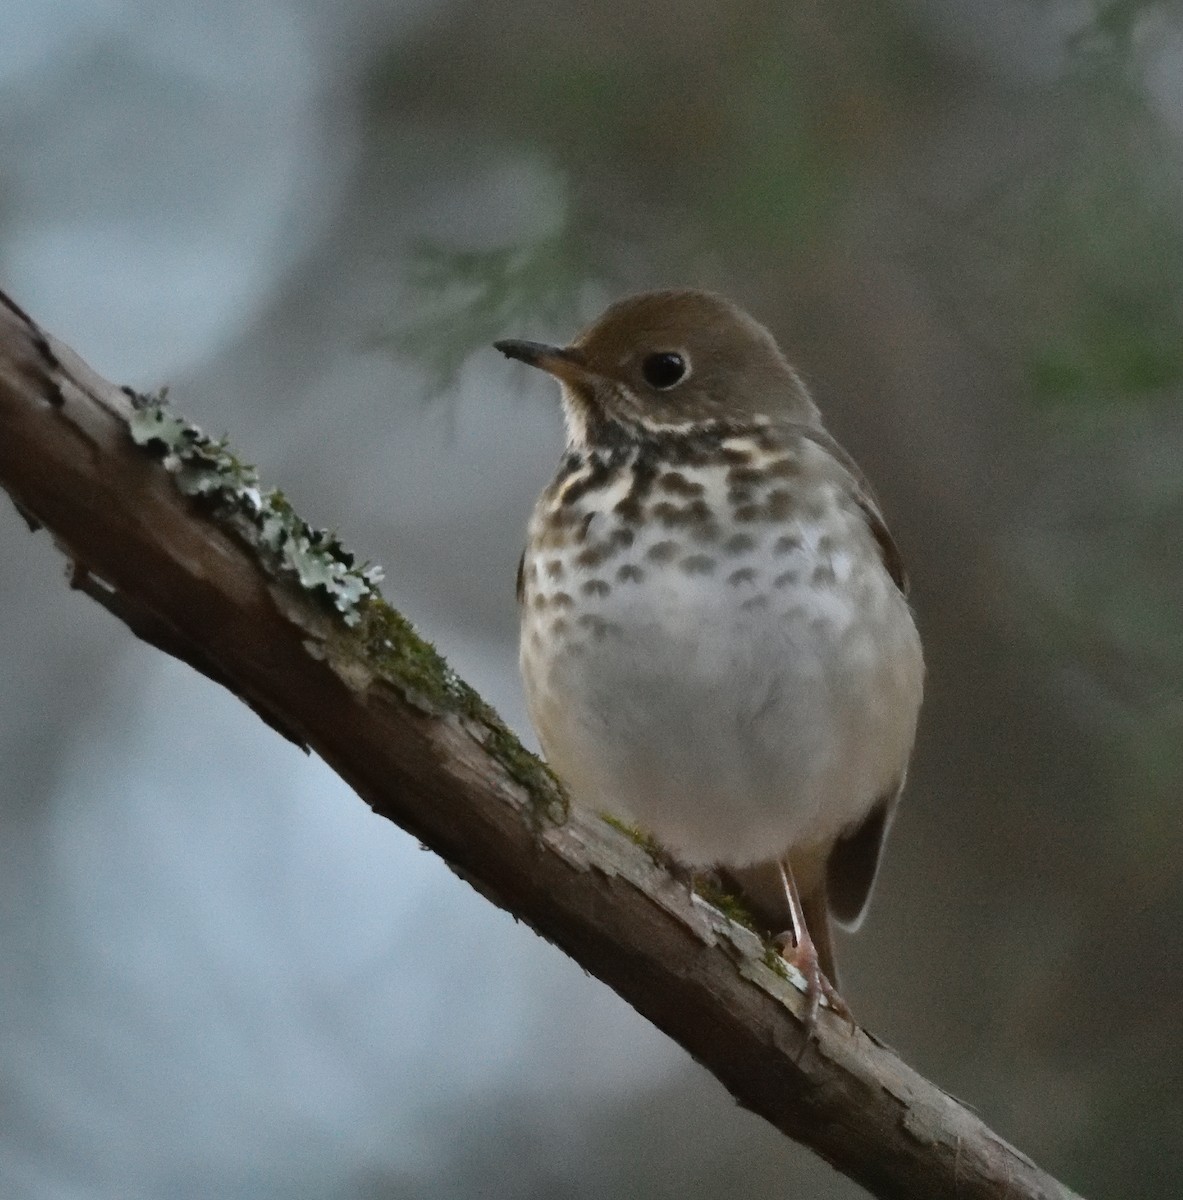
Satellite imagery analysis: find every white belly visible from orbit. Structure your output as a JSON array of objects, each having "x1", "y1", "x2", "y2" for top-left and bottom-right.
[{"x1": 520, "y1": 506, "x2": 923, "y2": 867}]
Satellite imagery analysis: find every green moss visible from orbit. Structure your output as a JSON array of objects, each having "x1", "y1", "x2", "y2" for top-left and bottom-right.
[
  {"x1": 124, "y1": 387, "x2": 569, "y2": 827},
  {"x1": 482, "y1": 723, "x2": 567, "y2": 824},
  {"x1": 600, "y1": 813, "x2": 665, "y2": 863},
  {"x1": 694, "y1": 880, "x2": 759, "y2": 933},
  {"x1": 762, "y1": 944, "x2": 790, "y2": 981},
  {"x1": 590, "y1": 823, "x2": 763, "y2": 934},
  {"x1": 335, "y1": 602, "x2": 565, "y2": 822},
  {"x1": 348, "y1": 598, "x2": 469, "y2": 711}
]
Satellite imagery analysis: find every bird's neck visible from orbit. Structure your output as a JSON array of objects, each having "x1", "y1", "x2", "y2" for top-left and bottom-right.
[{"x1": 566, "y1": 415, "x2": 779, "y2": 466}]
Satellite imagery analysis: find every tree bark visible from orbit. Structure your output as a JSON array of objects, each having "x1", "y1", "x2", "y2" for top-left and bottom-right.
[{"x1": 0, "y1": 289, "x2": 1084, "y2": 1200}]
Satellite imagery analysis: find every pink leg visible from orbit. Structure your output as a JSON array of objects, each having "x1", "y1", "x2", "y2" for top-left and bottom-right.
[{"x1": 773, "y1": 861, "x2": 852, "y2": 1049}]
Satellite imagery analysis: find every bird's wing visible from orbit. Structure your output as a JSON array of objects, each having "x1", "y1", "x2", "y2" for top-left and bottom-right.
[
  {"x1": 826, "y1": 790, "x2": 899, "y2": 930},
  {"x1": 792, "y1": 424, "x2": 909, "y2": 596}
]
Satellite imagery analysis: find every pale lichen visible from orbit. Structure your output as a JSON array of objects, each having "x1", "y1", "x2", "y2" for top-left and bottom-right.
[
  {"x1": 128, "y1": 390, "x2": 383, "y2": 627},
  {"x1": 124, "y1": 387, "x2": 568, "y2": 825}
]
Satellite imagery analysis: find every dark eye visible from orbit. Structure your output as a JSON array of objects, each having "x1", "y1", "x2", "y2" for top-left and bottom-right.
[{"x1": 641, "y1": 352, "x2": 688, "y2": 389}]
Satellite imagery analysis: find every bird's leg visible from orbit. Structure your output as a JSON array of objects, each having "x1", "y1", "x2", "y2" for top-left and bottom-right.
[{"x1": 773, "y1": 860, "x2": 851, "y2": 1046}]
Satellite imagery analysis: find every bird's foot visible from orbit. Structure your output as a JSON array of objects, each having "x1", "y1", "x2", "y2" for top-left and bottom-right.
[{"x1": 773, "y1": 930, "x2": 854, "y2": 1056}]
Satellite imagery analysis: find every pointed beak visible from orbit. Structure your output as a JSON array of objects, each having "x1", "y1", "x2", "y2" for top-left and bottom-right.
[{"x1": 494, "y1": 339, "x2": 591, "y2": 383}]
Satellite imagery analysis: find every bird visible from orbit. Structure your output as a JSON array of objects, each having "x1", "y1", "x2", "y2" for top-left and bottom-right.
[{"x1": 495, "y1": 289, "x2": 923, "y2": 1030}]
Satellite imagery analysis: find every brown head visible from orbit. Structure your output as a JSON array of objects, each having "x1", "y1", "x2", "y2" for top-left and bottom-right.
[{"x1": 495, "y1": 289, "x2": 819, "y2": 445}]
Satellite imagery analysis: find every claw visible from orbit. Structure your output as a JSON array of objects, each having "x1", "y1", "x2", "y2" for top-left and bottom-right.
[{"x1": 774, "y1": 862, "x2": 855, "y2": 1059}]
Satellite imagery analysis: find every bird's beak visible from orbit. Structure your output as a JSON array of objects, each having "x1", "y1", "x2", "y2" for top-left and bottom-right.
[{"x1": 494, "y1": 339, "x2": 591, "y2": 383}]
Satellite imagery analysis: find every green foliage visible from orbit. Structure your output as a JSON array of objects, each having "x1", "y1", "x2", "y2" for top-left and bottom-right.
[
  {"x1": 1024, "y1": 3, "x2": 1183, "y2": 406},
  {"x1": 1068, "y1": 1, "x2": 1169, "y2": 66},
  {"x1": 1025, "y1": 161, "x2": 1183, "y2": 406},
  {"x1": 366, "y1": 2, "x2": 940, "y2": 373},
  {"x1": 1029, "y1": 287, "x2": 1183, "y2": 405},
  {"x1": 375, "y1": 229, "x2": 595, "y2": 388}
]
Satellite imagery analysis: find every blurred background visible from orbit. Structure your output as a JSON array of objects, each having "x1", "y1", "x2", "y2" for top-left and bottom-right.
[{"x1": 1, "y1": 1, "x2": 1181, "y2": 1197}]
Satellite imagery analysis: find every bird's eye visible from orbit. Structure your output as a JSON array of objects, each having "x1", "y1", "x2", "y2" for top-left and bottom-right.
[{"x1": 641, "y1": 351, "x2": 688, "y2": 389}]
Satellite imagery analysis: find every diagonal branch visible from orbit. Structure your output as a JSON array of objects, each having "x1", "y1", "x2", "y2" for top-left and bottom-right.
[{"x1": 0, "y1": 289, "x2": 1083, "y2": 1200}]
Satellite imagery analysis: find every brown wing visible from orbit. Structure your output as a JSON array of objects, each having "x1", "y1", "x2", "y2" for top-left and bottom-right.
[
  {"x1": 793, "y1": 425, "x2": 909, "y2": 595},
  {"x1": 515, "y1": 549, "x2": 526, "y2": 604},
  {"x1": 853, "y1": 492, "x2": 908, "y2": 595},
  {"x1": 826, "y1": 793, "x2": 898, "y2": 931},
  {"x1": 788, "y1": 424, "x2": 909, "y2": 922}
]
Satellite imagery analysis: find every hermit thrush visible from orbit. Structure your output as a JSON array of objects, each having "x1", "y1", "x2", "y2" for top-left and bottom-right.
[{"x1": 496, "y1": 290, "x2": 923, "y2": 1028}]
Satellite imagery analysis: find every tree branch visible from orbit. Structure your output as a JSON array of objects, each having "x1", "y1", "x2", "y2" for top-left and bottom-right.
[{"x1": 0, "y1": 289, "x2": 1084, "y2": 1200}]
